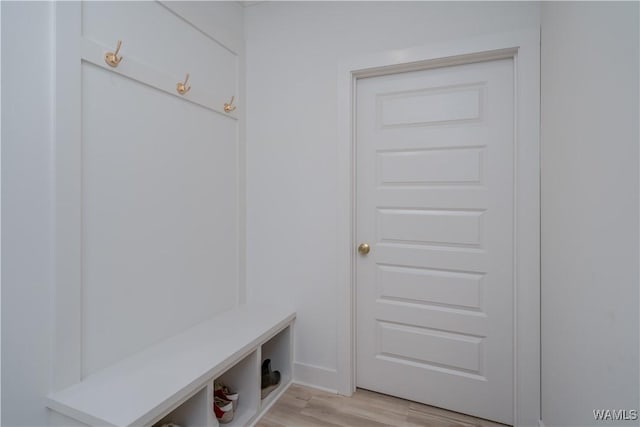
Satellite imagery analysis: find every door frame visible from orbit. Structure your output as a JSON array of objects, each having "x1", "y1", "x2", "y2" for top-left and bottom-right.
[{"x1": 336, "y1": 30, "x2": 540, "y2": 426}]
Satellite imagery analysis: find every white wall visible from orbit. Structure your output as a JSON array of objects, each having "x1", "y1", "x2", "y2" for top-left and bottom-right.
[
  {"x1": 163, "y1": 1, "x2": 244, "y2": 55},
  {"x1": 244, "y1": 1, "x2": 541, "y2": 390},
  {"x1": 4, "y1": 1, "x2": 637, "y2": 424},
  {"x1": 161, "y1": 1, "x2": 247, "y2": 303},
  {"x1": 541, "y1": 3, "x2": 639, "y2": 426},
  {"x1": 1, "y1": 2, "x2": 245, "y2": 425},
  {"x1": 1, "y1": 2, "x2": 54, "y2": 426}
]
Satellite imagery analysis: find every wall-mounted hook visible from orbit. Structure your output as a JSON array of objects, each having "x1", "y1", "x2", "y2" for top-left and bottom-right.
[
  {"x1": 104, "y1": 40, "x2": 123, "y2": 67},
  {"x1": 176, "y1": 73, "x2": 191, "y2": 95},
  {"x1": 224, "y1": 96, "x2": 236, "y2": 113}
]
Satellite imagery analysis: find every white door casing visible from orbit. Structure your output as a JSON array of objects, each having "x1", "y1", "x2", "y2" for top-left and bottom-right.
[
  {"x1": 336, "y1": 32, "x2": 540, "y2": 427},
  {"x1": 356, "y1": 58, "x2": 514, "y2": 424}
]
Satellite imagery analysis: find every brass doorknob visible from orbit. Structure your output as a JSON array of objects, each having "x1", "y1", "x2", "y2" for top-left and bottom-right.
[{"x1": 358, "y1": 243, "x2": 370, "y2": 255}]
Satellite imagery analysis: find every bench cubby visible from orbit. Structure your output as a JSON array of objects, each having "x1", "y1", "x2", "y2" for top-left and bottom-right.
[
  {"x1": 153, "y1": 386, "x2": 211, "y2": 427},
  {"x1": 260, "y1": 325, "x2": 292, "y2": 408},
  {"x1": 214, "y1": 349, "x2": 260, "y2": 427},
  {"x1": 47, "y1": 304, "x2": 295, "y2": 427}
]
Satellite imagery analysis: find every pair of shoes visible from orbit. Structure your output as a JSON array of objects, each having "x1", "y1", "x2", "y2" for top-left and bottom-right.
[
  {"x1": 214, "y1": 380, "x2": 239, "y2": 410},
  {"x1": 213, "y1": 380, "x2": 238, "y2": 424},
  {"x1": 213, "y1": 396, "x2": 234, "y2": 424},
  {"x1": 261, "y1": 359, "x2": 281, "y2": 399}
]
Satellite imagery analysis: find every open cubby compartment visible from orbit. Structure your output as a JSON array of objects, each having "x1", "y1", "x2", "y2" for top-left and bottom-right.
[
  {"x1": 259, "y1": 324, "x2": 292, "y2": 406},
  {"x1": 213, "y1": 349, "x2": 260, "y2": 427},
  {"x1": 153, "y1": 386, "x2": 210, "y2": 427},
  {"x1": 46, "y1": 306, "x2": 295, "y2": 427}
]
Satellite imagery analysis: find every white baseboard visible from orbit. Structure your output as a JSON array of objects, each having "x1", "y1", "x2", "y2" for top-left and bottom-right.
[
  {"x1": 538, "y1": 420, "x2": 546, "y2": 427},
  {"x1": 293, "y1": 362, "x2": 338, "y2": 393}
]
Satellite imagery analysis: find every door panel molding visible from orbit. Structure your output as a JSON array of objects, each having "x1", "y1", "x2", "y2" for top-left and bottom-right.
[{"x1": 337, "y1": 30, "x2": 540, "y2": 426}]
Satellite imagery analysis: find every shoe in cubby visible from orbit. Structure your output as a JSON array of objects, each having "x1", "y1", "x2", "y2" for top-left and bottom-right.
[
  {"x1": 214, "y1": 379, "x2": 239, "y2": 411},
  {"x1": 214, "y1": 396, "x2": 234, "y2": 424},
  {"x1": 260, "y1": 359, "x2": 281, "y2": 399}
]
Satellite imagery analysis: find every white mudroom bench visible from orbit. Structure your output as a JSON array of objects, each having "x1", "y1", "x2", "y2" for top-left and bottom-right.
[{"x1": 47, "y1": 304, "x2": 295, "y2": 427}]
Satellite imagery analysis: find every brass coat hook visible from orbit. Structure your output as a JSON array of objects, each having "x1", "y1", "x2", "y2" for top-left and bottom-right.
[
  {"x1": 176, "y1": 73, "x2": 191, "y2": 95},
  {"x1": 104, "y1": 40, "x2": 123, "y2": 67},
  {"x1": 224, "y1": 96, "x2": 236, "y2": 113}
]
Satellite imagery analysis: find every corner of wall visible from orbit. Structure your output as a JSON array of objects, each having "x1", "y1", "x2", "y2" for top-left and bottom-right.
[{"x1": 293, "y1": 362, "x2": 339, "y2": 394}]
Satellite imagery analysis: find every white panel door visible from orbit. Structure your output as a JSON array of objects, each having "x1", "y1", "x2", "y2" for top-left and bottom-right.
[{"x1": 356, "y1": 59, "x2": 514, "y2": 425}]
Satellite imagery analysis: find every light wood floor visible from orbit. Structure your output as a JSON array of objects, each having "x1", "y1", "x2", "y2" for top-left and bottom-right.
[{"x1": 256, "y1": 384, "x2": 508, "y2": 427}]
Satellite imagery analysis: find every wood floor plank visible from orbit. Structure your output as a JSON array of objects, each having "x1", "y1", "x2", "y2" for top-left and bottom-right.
[
  {"x1": 262, "y1": 407, "x2": 343, "y2": 427},
  {"x1": 255, "y1": 384, "x2": 510, "y2": 427},
  {"x1": 405, "y1": 408, "x2": 479, "y2": 427},
  {"x1": 408, "y1": 401, "x2": 483, "y2": 425}
]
